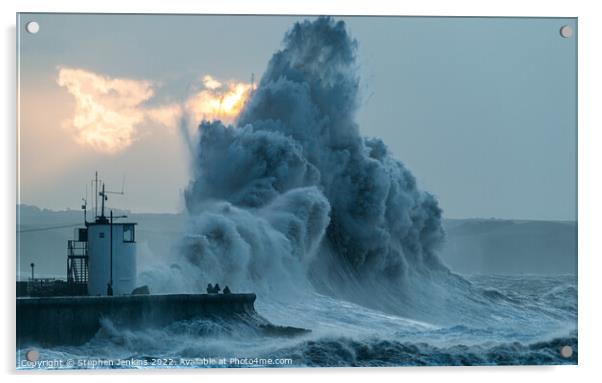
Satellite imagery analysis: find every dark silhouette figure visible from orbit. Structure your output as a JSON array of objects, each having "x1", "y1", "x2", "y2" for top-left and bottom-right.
[
  {"x1": 107, "y1": 283, "x2": 113, "y2": 296},
  {"x1": 214, "y1": 283, "x2": 221, "y2": 294},
  {"x1": 223, "y1": 286, "x2": 231, "y2": 294},
  {"x1": 207, "y1": 283, "x2": 214, "y2": 294}
]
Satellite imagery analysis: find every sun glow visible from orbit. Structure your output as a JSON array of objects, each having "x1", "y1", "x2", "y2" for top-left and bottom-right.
[
  {"x1": 57, "y1": 69, "x2": 254, "y2": 154},
  {"x1": 186, "y1": 75, "x2": 255, "y2": 125}
]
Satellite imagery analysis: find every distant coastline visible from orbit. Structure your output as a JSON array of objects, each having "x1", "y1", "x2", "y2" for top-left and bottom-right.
[{"x1": 17, "y1": 204, "x2": 577, "y2": 277}]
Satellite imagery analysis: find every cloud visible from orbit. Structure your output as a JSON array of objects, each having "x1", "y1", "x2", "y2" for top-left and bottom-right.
[
  {"x1": 202, "y1": 75, "x2": 222, "y2": 90},
  {"x1": 185, "y1": 76, "x2": 255, "y2": 125},
  {"x1": 57, "y1": 67, "x2": 154, "y2": 154},
  {"x1": 57, "y1": 68, "x2": 254, "y2": 154},
  {"x1": 145, "y1": 103, "x2": 183, "y2": 130}
]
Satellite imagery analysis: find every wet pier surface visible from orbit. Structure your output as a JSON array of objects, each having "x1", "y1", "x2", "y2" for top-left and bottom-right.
[{"x1": 17, "y1": 293, "x2": 308, "y2": 347}]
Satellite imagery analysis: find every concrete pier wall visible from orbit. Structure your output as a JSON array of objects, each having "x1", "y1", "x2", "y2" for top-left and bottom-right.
[{"x1": 17, "y1": 293, "x2": 257, "y2": 347}]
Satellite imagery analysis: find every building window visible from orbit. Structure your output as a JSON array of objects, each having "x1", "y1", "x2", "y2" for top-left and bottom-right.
[
  {"x1": 123, "y1": 224, "x2": 135, "y2": 243},
  {"x1": 99, "y1": 232, "x2": 105, "y2": 238}
]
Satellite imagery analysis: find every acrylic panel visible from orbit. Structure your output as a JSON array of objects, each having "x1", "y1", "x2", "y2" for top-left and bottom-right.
[{"x1": 16, "y1": 14, "x2": 577, "y2": 369}]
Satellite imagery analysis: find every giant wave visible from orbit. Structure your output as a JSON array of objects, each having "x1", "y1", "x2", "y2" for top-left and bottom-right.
[{"x1": 137, "y1": 16, "x2": 490, "y2": 326}]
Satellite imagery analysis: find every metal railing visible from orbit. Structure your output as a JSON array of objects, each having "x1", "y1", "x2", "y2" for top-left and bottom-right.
[{"x1": 67, "y1": 240, "x2": 89, "y2": 284}]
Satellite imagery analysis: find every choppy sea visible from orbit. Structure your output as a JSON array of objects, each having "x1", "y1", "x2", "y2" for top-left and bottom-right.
[{"x1": 17, "y1": 274, "x2": 577, "y2": 369}]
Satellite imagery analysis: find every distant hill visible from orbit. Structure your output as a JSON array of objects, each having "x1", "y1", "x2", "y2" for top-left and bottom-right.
[
  {"x1": 16, "y1": 205, "x2": 186, "y2": 279},
  {"x1": 16, "y1": 205, "x2": 577, "y2": 278},
  {"x1": 439, "y1": 219, "x2": 577, "y2": 274}
]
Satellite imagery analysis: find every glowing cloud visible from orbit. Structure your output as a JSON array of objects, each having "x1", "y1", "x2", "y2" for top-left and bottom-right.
[
  {"x1": 57, "y1": 68, "x2": 254, "y2": 154},
  {"x1": 186, "y1": 76, "x2": 255, "y2": 125},
  {"x1": 146, "y1": 103, "x2": 183, "y2": 130},
  {"x1": 202, "y1": 75, "x2": 222, "y2": 90},
  {"x1": 57, "y1": 67, "x2": 154, "y2": 154}
]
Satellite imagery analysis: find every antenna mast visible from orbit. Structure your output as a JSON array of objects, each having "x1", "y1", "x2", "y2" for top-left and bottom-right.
[
  {"x1": 94, "y1": 171, "x2": 99, "y2": 219},
  {"x1": 87, "y1": 172, "x2": 125, "y2": 223},
  {"x1": 82, "y1": 183, "x2": 88, "y2": 223},
  {"x1": 99, "y1": 183, "x2": 107, "y2": 219}
]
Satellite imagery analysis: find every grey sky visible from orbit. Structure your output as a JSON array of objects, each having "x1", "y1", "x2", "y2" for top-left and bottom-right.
[{"x1": 17, "y1": 14, "x2": 577, "y2": 220}]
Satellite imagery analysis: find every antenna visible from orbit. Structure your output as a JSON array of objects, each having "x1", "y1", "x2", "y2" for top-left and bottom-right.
[
  {"x1": 105, "y1": 180, "x2": 125, "y2": 196},
  {"x1": 104, "y1": 175, "x2": 127, "y2": 216},
  {"x1": 99, "y1": 183, "x2": 107, "y2": 219},
  {"x1": 94, "y1": 171, "x2": 99, "y2": 218},
  {"x1": 90, "y1": 180, "x2": 94, "y2": 216},
  {"x1": 88, "y1": 172, "x2": 125, "y2": 223},
  {"x1": 82, "y1": 197, "x2": 87, "y2": 223},
  {"x1": 82, "y1": 183, "x2": 88, "y2": 223}
]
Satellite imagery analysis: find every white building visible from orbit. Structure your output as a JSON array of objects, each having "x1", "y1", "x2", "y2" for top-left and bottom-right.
[
  {"x1": 67, "y1": 177, "x2": 138, "y2": 296},
  {"x1": 86, "y1": 220, "x2": 137, "y2": 296}
]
